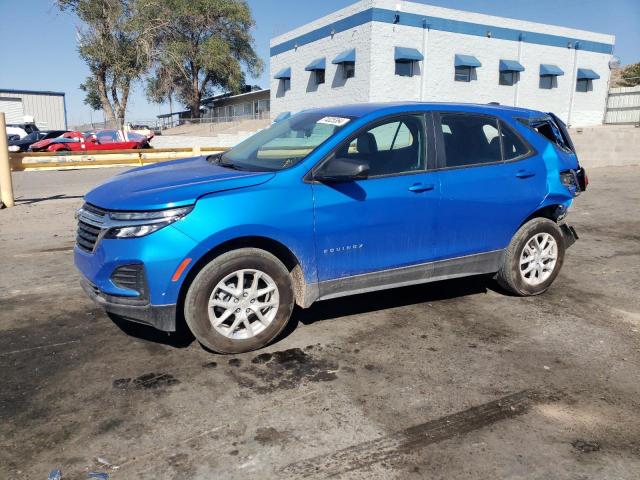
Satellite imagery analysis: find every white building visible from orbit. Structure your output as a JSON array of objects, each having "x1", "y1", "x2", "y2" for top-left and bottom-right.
[
  {"x1": 0, "y1": 89, "x2": 67, "y2": 129},
  {"x1": 270, "y1": 0, "x2": 615, "y2": 127}
]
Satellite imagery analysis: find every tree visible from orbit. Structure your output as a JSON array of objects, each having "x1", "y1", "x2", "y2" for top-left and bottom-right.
[
  {"x1": 79, "y1": 77, "x2": 103, "y2": 111},
  {"x1": 141, "y1": 0, "x2": 263, "y2": 118},
  {"x1": 620, "y1": 63, "x2": 640, "y2": 87},
  {"x1": 145, "y1": 64, "x2": 177, "y2": 114},
  {"x1": 59, "y1": 0, "x2": 149, "y2": 127}
]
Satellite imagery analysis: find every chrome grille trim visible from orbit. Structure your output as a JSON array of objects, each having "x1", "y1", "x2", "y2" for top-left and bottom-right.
[{"x1": 76, "y1": 204, "x2": 108, "y2": 253}]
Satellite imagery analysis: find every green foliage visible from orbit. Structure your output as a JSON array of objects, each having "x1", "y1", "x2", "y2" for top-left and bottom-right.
[
  {"x1": 62, "y1": 0, "x2": 263, "y2": 122},
  {"x1": 79, "y1": 77, "x2": 103, "y2": 111},
  {"x1": 59, "y1": 0, "x2": 150, "y2": 126},
  {"x1": 141, "y1": 0, "x2": 263, "y2": 117},
  {"x1": 620, "y1": 63, "x2": 640, "y2": 87}
]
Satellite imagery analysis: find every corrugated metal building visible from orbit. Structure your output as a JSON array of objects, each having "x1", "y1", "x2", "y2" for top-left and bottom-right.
[{"x1": 0, "y1": 89, "x2": 67, "y2": 129}]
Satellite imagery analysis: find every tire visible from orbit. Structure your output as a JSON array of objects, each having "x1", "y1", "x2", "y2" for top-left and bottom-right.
[
  {"x1": 184, "y1": 248, "x2": 295, "y2": 354},
  {"x1": 496, "y1": 218, "x2": 566, "y2": 296}
]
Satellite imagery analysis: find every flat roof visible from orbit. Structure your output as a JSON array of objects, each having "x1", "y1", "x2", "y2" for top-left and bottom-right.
[
  {"x1": 202, "y1": 88, "x2": 270, "y2": 104},
  {"x1": 271, "y1": 0, "x2": 614, "y2": 56},
  {"x1": 0, "y1": 88, "x2": 65, "y2": 97}
]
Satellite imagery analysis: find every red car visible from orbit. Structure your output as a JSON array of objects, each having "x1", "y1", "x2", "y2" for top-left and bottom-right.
[{"x1": 29, "y1": 129, "x2": 152, "y2": 152}]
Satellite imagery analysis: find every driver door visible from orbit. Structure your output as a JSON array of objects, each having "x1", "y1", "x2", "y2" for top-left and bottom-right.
[{"x1": 311, "y1": 114, "x2": 440, "y2": 288}]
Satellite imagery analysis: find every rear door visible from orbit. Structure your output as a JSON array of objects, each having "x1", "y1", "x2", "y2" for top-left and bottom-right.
[{"x1": 433, "y1": 112, "x2": 545, "y2": 260}]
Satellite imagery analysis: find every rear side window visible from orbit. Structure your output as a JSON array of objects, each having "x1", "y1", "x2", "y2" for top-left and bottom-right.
[
  {"x1": 440, "y1": 114, "x2": 502, "y2": 167},
  {"x1": 499, "y1": 122, "x2": 530, "y2": 160},
  {"x1": 522, "y1": 117, "x2": 573, "y2": 153}
]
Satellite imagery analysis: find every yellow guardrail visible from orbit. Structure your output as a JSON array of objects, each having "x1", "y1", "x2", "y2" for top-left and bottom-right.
[{"x1": 9, "y1": 146, "x2": 229, "y2": 171}]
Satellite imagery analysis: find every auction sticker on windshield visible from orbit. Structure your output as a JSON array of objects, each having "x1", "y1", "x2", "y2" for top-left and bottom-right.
[{"x1": 317, "y1": 116, "x2": 351, "y2": 127}]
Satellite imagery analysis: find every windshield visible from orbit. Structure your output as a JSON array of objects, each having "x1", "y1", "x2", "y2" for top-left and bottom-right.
[{"x1": 220, "y1": 112, "x2": 352, "y2": 171}]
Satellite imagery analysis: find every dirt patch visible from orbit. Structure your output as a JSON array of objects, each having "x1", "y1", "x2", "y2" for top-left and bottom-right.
[
  {"x1": 572, "y1": 439, "x2": 601, "y2": 453},
  {"x1": 254, "y1": 427, "x2": 289, "y2": 447},
  {"x1": 283, "y1": 390, "x2": 543, "y2": 477}
]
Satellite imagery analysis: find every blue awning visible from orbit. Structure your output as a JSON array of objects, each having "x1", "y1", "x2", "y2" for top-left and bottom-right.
[
  {"x1": 577, "y1": 68, "x2": 600, "y2": 80},
  {"x1": 455, "y1": 54, "x2": 482, "y2": 68},
  {"x1": 274, "y1": 67, "x2": 291, "y2": 80},
  {"x1": 305, "y1": 58, "x2": 326, "y2": 71},
  {"x1": 540, "y1": 64, "x2": 564, "y2": 76},
  {"x1": 395, "y1": 47, "x2": 424, "y2": 62},
  {"x1": 499, "y1": 60, "x2": 525, "y2": 72},
  {"x1": 332, "y1": 49, "x2": 356, "y2": 64}
]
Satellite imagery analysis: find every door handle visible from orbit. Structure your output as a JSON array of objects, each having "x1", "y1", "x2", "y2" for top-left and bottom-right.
[
  {"x1": 408, "y1": 183, "x2": 435, "y2": 193},
  {"x1": 515, "y1": 170, "x2": 536, "y2": 179}
]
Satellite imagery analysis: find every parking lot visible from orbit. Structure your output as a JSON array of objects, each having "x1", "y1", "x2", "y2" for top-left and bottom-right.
[{"x1": 1, "y1": 165, "x2": 639, "y2": 479}]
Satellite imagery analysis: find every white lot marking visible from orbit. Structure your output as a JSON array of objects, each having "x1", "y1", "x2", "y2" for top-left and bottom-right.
[
  {"x1": 1, "y1": 283, "x2": 81, "y2": 298},
  {"x1": 0, "y1": 340, "x2": 81, "y2": 357}
]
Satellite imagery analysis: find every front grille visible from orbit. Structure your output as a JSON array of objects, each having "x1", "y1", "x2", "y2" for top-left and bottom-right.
[
  {"x1": 110, "y1": 264, "x2": 147, "y2": 297},
  {"x1": 76, "y1": 203, "x2": 108, "y2": 252}
]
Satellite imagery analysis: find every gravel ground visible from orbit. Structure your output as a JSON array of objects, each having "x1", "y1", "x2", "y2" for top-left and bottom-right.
[{"x1": 0, "y1": 166, "x2": 638, "y2": 479}]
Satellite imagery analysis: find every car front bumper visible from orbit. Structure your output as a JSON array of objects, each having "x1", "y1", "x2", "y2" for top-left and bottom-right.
[{"x1": 80, "y1": 278, "x2": 176, "y2": 331}]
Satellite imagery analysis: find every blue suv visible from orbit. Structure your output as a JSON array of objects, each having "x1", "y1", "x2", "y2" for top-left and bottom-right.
[{"x1": 75, "y1": 103, "x2": 587, "y2": 353}]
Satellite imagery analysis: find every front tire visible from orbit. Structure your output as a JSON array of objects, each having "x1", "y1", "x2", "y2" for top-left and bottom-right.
[
  {"x1": 496, "y1": 218, "x2": 566, "y2": 296},
  {"x1": 184, "y1": 248, "x2": 294, "y2": 354}
]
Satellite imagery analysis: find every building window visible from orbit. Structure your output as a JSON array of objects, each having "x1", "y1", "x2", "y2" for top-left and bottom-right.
[
  {"x1": 315, "y1": 70, "x2": 325, "y2": 85},
  {"x1": 455, "y1": 66, "x2": 471, "y2": 82},
  {"x1": 395, "y1": 61, "x2": 415, "y2": 77},
  {"x1": 282, "y1": 78, "x2": 291, "y2": 92},
  {"x1": 343, "y1": 62, "x2": 355, "y2": 79},
  {"x1": 499, "y1": 71, "x2": 518, "y2": 86},
  {"x1": 539, "y1": 75, "x2": 557, "y2": 89},
  {"x1": 576, "y1": 79, "x2": 591, "y2": 92}
]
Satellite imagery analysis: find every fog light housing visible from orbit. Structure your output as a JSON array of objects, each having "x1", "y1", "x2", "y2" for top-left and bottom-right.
[{"x1": 110, "y1": 264, "x2": 148, "y2": 298}]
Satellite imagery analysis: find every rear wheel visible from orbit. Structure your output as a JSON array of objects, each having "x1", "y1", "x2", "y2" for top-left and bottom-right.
[
  {"x1": 496, "y1": 218, "x2": 566, "y2": 296},
  {"x1": 184, "y1": 248, "x2": 294, "y2": 353}
]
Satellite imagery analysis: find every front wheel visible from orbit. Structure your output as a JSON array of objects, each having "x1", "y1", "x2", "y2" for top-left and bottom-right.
[
  {"x1": 184, "y1": 248, "x2": 294, "y2": 354},
  {"x1": 496, "y1": 218, "x2": 566, "y2": 296}
]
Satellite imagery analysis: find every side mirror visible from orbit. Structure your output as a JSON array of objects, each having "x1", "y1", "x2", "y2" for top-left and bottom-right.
[{"x1": 314, "y1": 157, "x2": 369, "y2": 183}]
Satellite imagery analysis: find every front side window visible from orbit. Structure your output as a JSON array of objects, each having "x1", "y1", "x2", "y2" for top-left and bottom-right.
[
  {"x1": 220, "y1": 112, "x2": 350, "y2": 171},
  {"x1": 440, "y1": 114, "x2": 502, "y2": 167},
  {"x1": 395, "y1": 61, "x2": 415, "y2": 77},
  {"x1": 343, "y1": 62, "x2": 355, "y2": 79},
  {"x1": 499, "y1": 71, "x2": 517, "y2": 86},
  {"x1": 337, "y1": 115, "x2": 425, "y2": 177},
  {"x1": 455, "y1": 66, "x2": 471, "y2": 82}
]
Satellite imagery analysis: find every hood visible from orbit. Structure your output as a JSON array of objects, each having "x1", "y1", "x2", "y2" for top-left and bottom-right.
[{"x1": 85, "y1": 156, "x2": 275, "y2": 211}]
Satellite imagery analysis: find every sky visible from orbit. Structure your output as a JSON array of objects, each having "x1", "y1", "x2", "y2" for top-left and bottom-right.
[{"x1": 0, "y1": 0, "x2": 638, "y2": 126}]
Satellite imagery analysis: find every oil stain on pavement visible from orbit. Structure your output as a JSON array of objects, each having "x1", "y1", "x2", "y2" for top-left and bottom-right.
[
  {"x1": 112, "y1": 373, "x2": 180, "y2": 391},
  {"x1": 219, "y1": 347, "x2": 339, "y2": 394}
]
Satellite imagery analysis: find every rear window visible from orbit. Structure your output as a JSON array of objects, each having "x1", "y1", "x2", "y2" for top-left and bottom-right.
[{"x1": 520, "y1": 116, "x2": 574, "y2": 153}]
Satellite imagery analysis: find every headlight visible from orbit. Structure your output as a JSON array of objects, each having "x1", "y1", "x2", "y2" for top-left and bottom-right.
[
  {"x1": 8, "y1": 145, "x2": 20, "y2": 152},
  {"x1": 104, "y1": 206, "x2": 193, "y2": 239}
]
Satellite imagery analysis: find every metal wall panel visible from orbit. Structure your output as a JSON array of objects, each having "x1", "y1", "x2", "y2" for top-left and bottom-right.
[
  {"x1": 605, "y1": 86, "x2": 640, "y2": 125},
  {"x1": 0, "y1": 97, "x2": 25, "y2": 123},
  {"x1": 0, "y1": 91, "x2": 66, "y2": 129}
]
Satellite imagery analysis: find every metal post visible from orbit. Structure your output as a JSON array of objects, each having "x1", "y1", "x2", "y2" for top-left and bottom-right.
[{"x1": 0, "y1": 112, "x2": 16, "y2": 208}]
